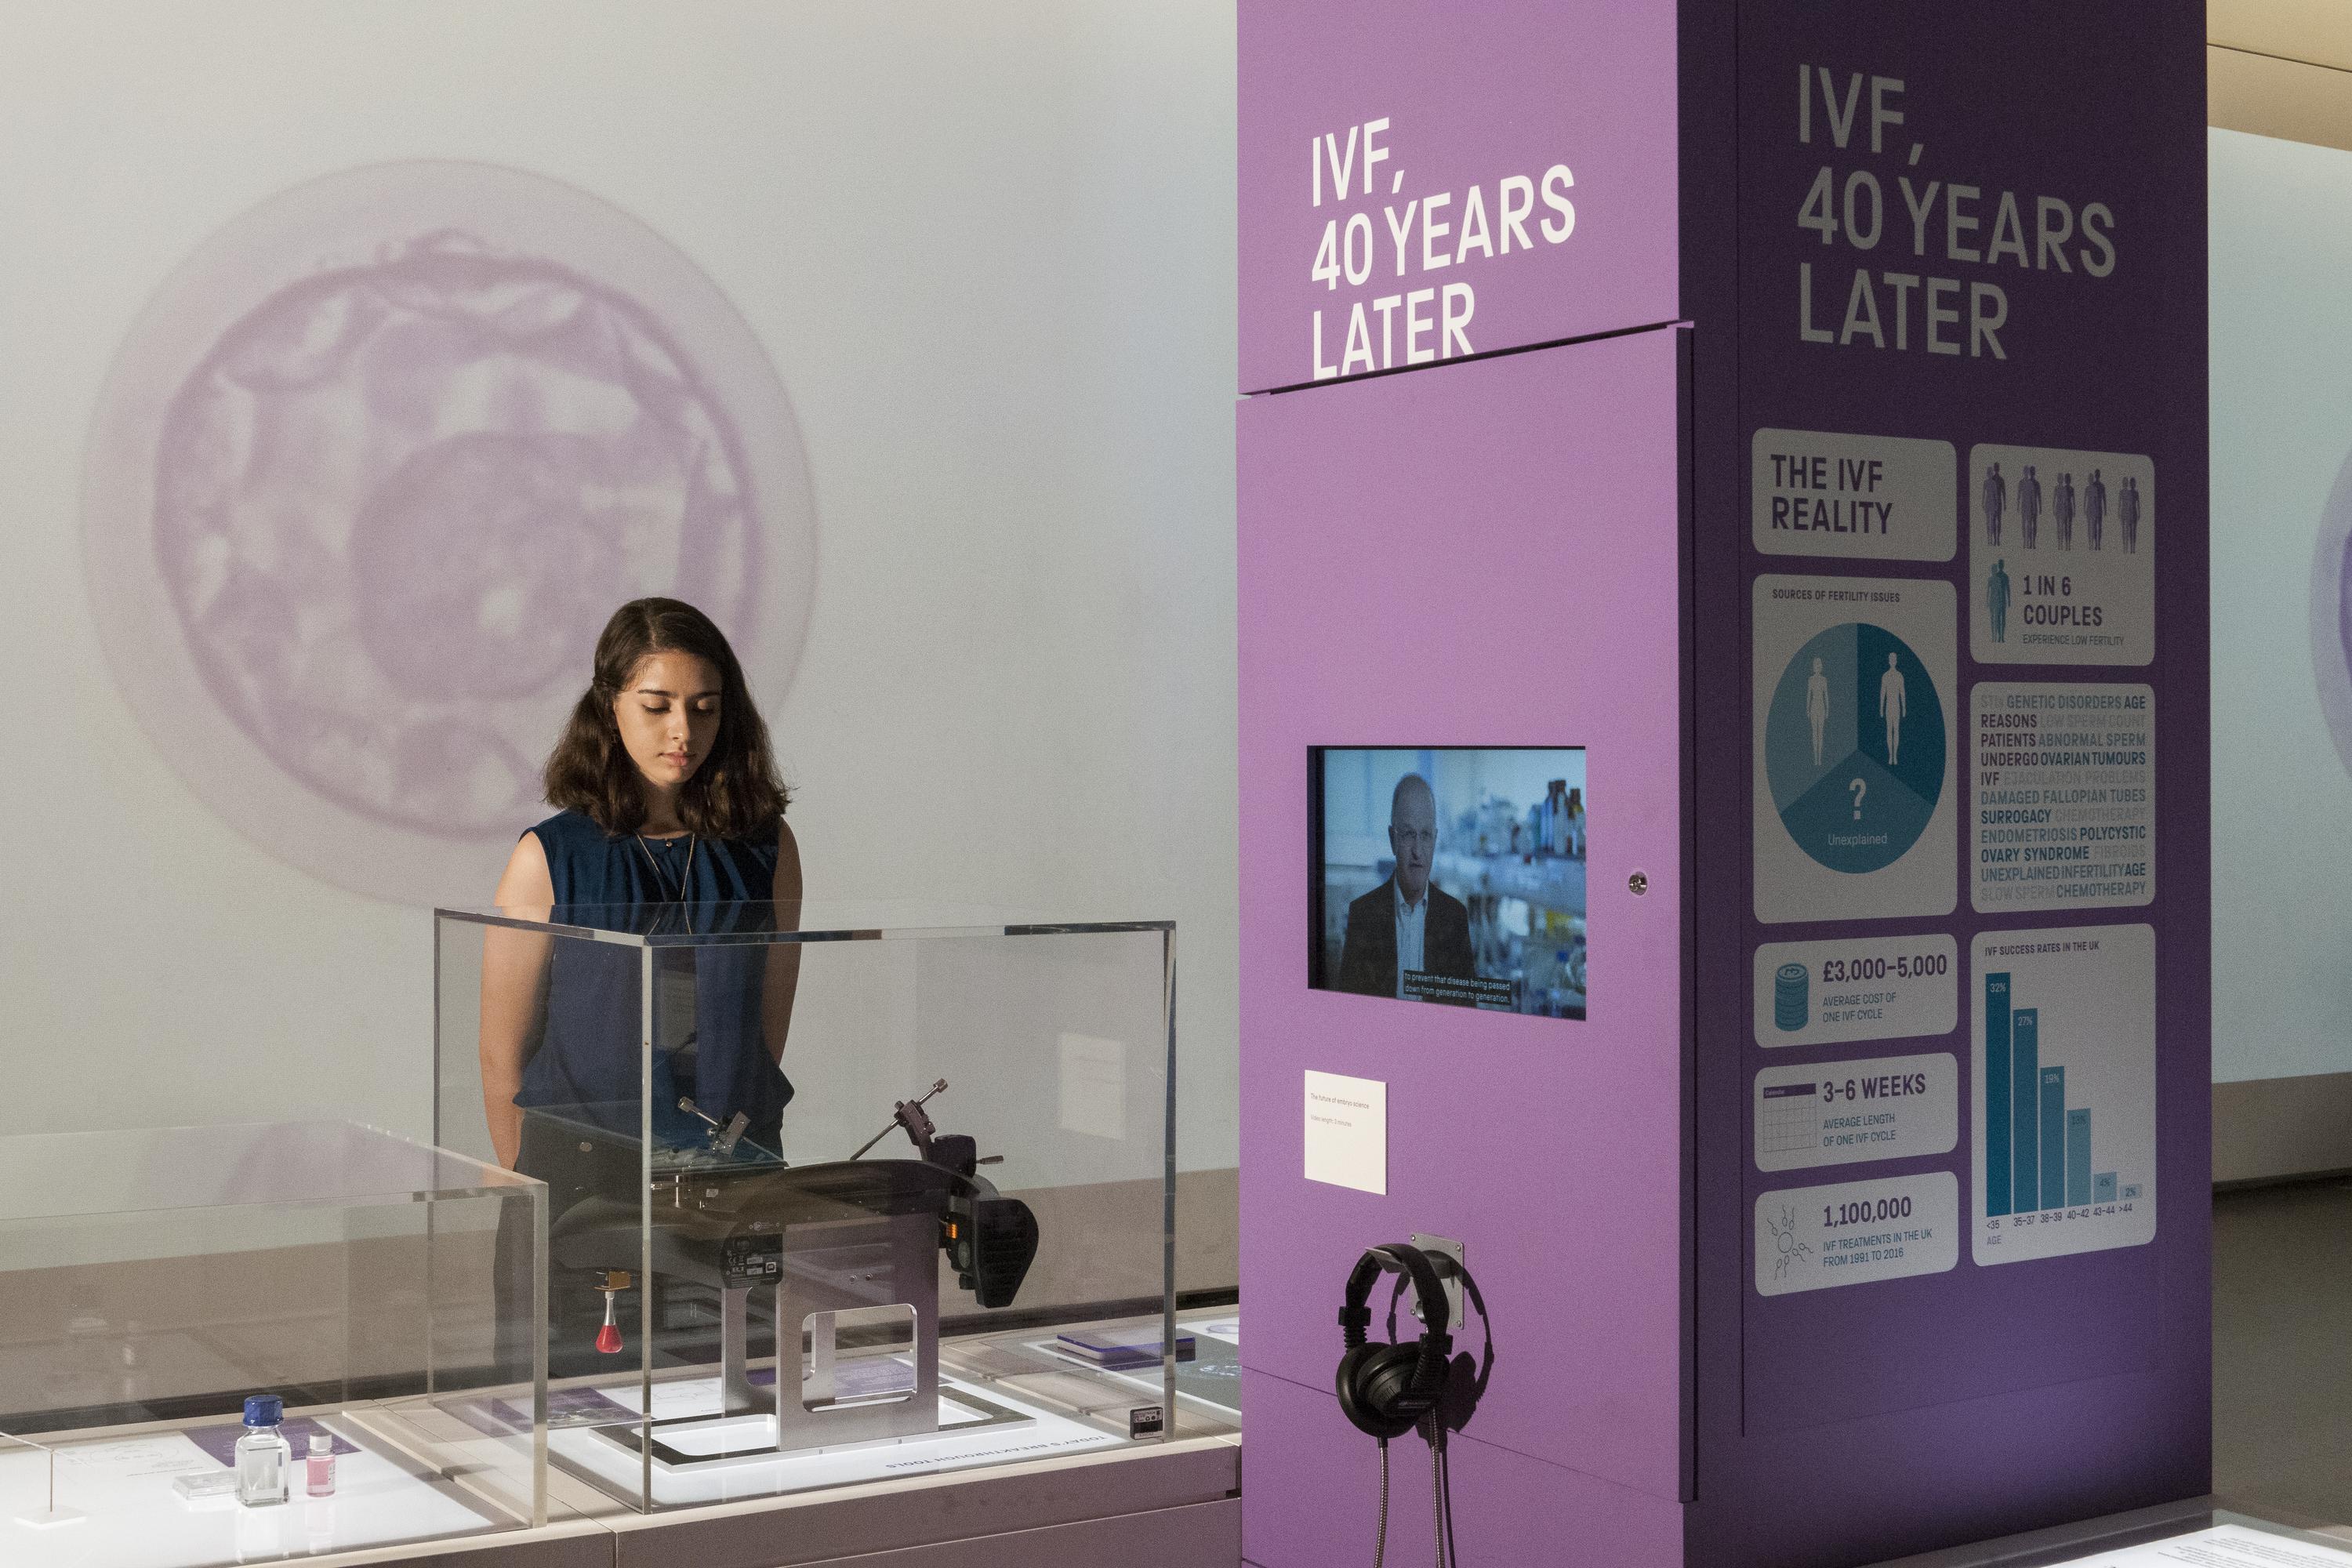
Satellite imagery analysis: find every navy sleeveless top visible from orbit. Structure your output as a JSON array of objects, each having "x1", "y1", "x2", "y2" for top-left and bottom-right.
[{"x1": 514, "y1": 809, "x2": 793, "y2": 1151}]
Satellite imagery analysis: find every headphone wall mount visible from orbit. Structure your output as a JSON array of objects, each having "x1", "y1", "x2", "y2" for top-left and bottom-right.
[{"x1": 1334, "y1": 1240, "x2": 1493, "y2": 1443}]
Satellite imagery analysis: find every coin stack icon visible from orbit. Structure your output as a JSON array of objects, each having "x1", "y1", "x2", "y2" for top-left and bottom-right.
[{"x1": 1774, "y1": 962, "x2": 1809, "y2": 1033}]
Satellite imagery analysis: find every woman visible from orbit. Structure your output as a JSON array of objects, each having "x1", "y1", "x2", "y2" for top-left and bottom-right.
[{"x1": 477, "y1": 598, "x2": 804, "y2": 1171}]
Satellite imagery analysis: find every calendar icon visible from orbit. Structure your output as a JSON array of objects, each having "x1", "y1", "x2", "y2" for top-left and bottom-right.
[{"x1": 1760, "y1": 1081, "x2": 1821, "y2": 1156}]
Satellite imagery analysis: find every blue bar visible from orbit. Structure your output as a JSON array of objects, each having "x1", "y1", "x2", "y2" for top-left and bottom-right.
[
  {"x1": 2067, "y1": 1108, "x2": 2091, "y2": 1207},
  {"x1": 1985, "y1": 973, "x2": 2013, "y2": 1217},
  {"x1": 2013, "y1": 1009, "x2": 2040, "y2": 1211},
  {"x1": 2040, "y1": 1067, "x2": 2067, "y2": 1210},
  {"x1": 2092, "y1": 1171, "x2": 2117, "y2": 1203}
]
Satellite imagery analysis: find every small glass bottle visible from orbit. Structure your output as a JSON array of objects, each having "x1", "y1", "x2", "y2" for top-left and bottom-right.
[
  {"x1": 305, "y1": 1433, "x2": 337, "y2": 1498},
  {"x1": 234, "y1": 1396, "x2": 291, "y2": 1507}
]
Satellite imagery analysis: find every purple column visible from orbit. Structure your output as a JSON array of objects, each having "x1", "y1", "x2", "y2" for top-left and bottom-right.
[{"x1": 1240, "y1": 4, "x2": 2209, "y2": 1566}]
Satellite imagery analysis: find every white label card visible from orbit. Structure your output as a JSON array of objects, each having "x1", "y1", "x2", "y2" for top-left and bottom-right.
[
  {"x1": 1753, "y1": 1053, "x2": 1958, "y2": 1173},
  {"x1": 1751, "y1": 428, "x2": 1957, "y2": 561},
  {"x1": 1752, "y1": 933, "x2": 1958, "y2": 1048},
  {"x1": 1303, "y1": 1070, "x2": 1387, "y2": 1195},
  {"x1": 1755, "y1": 1171, "x2": 1958, "y2": 1296},
  {"x1": 1971, "y1": 683, "x2": 2154, "y2": 913},
  {"x1": 1058, "y1": 1033, "x2": 1127, "y2": 1140}
]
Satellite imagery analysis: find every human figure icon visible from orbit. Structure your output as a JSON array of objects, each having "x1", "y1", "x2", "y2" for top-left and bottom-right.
[
  {"x1": 1806, "y1": 655, "x2": 1830, "y2": 766},
  {"x1": 1982, "y1": 461, "x2": 2006, "y2": 545},
  {"x1": 2120, "y1": 474, "x2": 2141, "y2": 554},
  {"x1": 1987, "y1": 557, "x2": 2012, "y2": 644},
  {"x1": 2054, "y1": 471, "x2": 2076, "y2": 551},
  {"x1": 2085, "y1": 469, "x2": 2107, "y2": 551},
  {"x1": 1878, "y1": 651, "x2": 1907, "y2": 766},
  {"x1": 2019, "y1": 464, "x2": 2042, "y2": 550}
]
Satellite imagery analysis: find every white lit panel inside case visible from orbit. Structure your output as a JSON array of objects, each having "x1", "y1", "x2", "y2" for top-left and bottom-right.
[
  {"x1": 0, "y1": 1425, "x2": 511, "y2": 1568},
  {"x1": 546, "y1": 1373, "x2": 1120, "y2": 1508},
  {"x1": 536, "y1": 1308, "x2": 1241, "y2": 1509},
  {"x1": 2039, "y1": 1523, "x2": 2352, "y2": 1566},
  {"x1": 1016, "y1": 1311, "x2": 1242, "y2": 1418}
]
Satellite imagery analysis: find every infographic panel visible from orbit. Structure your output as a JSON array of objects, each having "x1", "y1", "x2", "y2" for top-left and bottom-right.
[
  {"x1": 1753, "y1": 575, "x2": 1958, "y2": 922},
  {"x1": 1754, "y1": 1171, "x2": 1958, "y2": 1296},
  {"x1": 1751, "y1": 429, "x2": 1957, "y2": 561},
  {"x1": 1753, "y1": 1053, "x2": 1958, "y2": 1173},
  {"x1": 1969, "y1": 445, "x2": 2155, "y2": 666},
  {"x1": 1971, "y1": 924, "x2": 2157, "y2": 1265},
  {"x1": 1972, "y1": 683, "x2": 2154, "y2": 913},
  {"x1": 1752, "y1": 932, "x2": 1958, "y2": 1048}
]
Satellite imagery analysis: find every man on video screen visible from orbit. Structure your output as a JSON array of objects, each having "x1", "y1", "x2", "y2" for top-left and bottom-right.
[{"x1": 1336, "y1": 773, "x2": 1476, "y2": 1001}]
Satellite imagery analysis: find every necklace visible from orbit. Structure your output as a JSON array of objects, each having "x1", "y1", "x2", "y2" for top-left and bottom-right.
[{"x1": 633, "y1": 832, "x2": 698, "y2": 902}]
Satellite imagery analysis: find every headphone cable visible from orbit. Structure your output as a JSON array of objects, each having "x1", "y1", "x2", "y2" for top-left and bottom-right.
[
  {"x1": 1431, "y1": 1426, "x2": 1446, "y2": 1567},
  {"x1": 1439, "y1": 1428, "x2": 1460, "y2": 1568},
  {"x1": 1373, "y1": 1438, "x2": 1391, "y2": 1568}
]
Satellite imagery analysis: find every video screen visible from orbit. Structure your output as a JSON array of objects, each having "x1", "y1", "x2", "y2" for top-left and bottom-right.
[{"x1": 1308, "y1": 748, "x2": 1587, "y2": 1019}]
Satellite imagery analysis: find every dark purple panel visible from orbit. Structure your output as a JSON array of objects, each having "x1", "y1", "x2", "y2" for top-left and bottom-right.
[{"x1": 1685, "y1": 2, "x2": 2210, "y2": 1563}]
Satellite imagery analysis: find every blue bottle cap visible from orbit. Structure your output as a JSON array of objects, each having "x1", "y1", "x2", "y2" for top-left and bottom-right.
[{"x1": 244, "y1": 1395, "x2": 283, "y2": 1426}]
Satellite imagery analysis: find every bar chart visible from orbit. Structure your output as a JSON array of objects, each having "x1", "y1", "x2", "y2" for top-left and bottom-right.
[
  {"x1": 1983, "y1": 975, "x2": 2118, "y2": 1217},
  {"x1": 1971, "y1": 924, "x2": 2156, "y2": 1266}
]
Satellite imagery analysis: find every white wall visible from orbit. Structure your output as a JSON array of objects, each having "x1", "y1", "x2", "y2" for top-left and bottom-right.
[
  {"x1": 0, "y1": 2, "x2": 1240, "y2": 1166},
  {"x1": 2210, "y1": 126, "x2": 2352, "y2": 1082}
]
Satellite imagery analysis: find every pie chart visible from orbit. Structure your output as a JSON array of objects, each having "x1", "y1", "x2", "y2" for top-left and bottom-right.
[{"x1": 1764, "y1": 622, "x2": 1945, "y2": 874}]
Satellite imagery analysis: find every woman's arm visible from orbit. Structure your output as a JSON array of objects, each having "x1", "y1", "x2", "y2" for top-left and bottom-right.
[
  {"x1": 479, "y1": 833, "x2": 556, "y2": 1169},
  {"x1": 762, "y1": 820, "x2": 804, "y2": 1064}
]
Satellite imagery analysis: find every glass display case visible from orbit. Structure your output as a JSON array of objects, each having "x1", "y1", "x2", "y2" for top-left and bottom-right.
[
  {"x1": 434, "y1": 901, "x2": 1223, "y2": 1514},
  {"x1": 0, "y1": 1120, "x2": 546, "y2": 1567}
]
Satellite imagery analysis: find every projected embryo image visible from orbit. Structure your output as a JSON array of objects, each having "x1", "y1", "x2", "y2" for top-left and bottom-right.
[
  {"x1": 2317, "y1": 443, "x2": 2352, "y2": 783},
  {"x1": 83, "y1": 161, "x2": 815, "y2": 903}
]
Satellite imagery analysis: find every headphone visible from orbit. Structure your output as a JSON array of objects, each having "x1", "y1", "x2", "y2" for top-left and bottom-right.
[{"x1": 1335, "y1": 1242, "x2": 1493, "y2": 1442}]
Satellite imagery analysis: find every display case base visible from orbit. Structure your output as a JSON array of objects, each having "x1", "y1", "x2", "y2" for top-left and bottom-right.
[
  {"x1": 14, "y1": 1506, "x2": 89, "y2": 1529},
  {"x1": 604, "y1": 1388, "x2": 1032, "y2": 1468}
]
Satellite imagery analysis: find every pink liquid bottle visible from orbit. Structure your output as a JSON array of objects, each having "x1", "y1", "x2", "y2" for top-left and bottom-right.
[{"x1": 305, "y1": 1433, "x2": 336, "y2": 1498}]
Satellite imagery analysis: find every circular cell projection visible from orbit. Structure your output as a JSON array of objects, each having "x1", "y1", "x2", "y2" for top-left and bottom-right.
[
  {"x1": 84, "y1": 162, "x2": 815, "y2": 903},
  {"x1": 2313, "y1": 445, "x2": 2352, "y2": 782}
]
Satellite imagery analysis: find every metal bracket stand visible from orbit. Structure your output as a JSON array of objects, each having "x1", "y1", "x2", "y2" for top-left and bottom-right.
[
  {"x1": 773, "y1": 1210, "x2": 940, "y2": 1447},
  {"x1": 1410, "y1": 1232, "x2": 1468, "y2": 1330}
]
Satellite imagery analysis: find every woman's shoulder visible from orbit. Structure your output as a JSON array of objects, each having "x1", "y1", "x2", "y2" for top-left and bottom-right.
[
  {"x1": 528, "y1": 808, "x2": 620, "y2": 849},
  {"x1": 728, "y1": 814, "x2": 783, "y2": 852}
]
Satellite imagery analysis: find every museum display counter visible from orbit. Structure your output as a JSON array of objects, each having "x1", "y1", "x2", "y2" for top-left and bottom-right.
[
  {"x1": 0, "y1": 1120, "x2": 548, "y2": 1568},
  {"x1": 432, "y1": 901, "x2": 1230, "y2": 1524},
  {"x1": 568, "y1": 1304, "x2": 1242, "y2": 1568},
  {"x1": 0, "y1": 908, "x2": 1240, "y2": 1568}
]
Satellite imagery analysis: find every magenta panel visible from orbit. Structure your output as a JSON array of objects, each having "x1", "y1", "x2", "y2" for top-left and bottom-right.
[
  {"x1": 1236, "y1": 0, "x2": 1679, "y2": 394},
  {"x1": 1236, "y1": 329, "x2": 1688, "y2": 1561}
]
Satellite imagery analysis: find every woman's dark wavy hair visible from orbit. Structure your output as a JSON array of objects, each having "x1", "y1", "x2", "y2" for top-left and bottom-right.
[{"x1": 543, "y1": 599, "x2": 788, "y2": 838}]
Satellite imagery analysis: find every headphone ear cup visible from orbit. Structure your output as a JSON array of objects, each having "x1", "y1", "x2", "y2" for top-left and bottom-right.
[
  {"x1": 1437, "y1": 1350, "x2": 1480, "y2": 1434},
  {"x1": 1336, "y1": 1344, "x2": 1425, "y2": 1441}
]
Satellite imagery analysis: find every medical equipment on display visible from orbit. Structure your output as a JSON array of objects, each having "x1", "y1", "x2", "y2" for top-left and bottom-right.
[{"x1": 549, "y1": 1080, "x2": 1041, "y2": 1466}]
